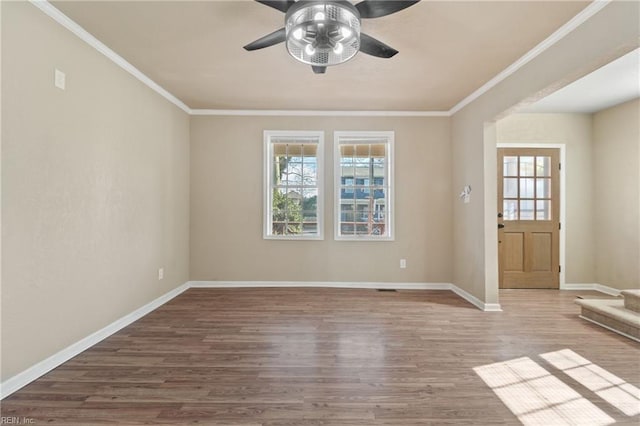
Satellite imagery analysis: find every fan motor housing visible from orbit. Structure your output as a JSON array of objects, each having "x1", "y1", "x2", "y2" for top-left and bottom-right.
[{"x1": 285, "y1": 0, "x2": 361, "y2": 66}]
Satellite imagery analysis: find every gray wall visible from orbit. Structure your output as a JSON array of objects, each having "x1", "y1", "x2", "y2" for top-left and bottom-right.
[
  {"x1": 1, "y1": 2, "x2": 190, "y2": 380},
  {"x1": 190, "y1": 115, "x2": 452, "y2": 284},
  {"x1": 450, "y1": 1, "x2": 639, "y2": 304},
  {"x1": 497, "y1": 113, "x2": 595, "y2": 284},
  {"x1": 593, "y1": 99, "x2": 640, "y2": 290}
]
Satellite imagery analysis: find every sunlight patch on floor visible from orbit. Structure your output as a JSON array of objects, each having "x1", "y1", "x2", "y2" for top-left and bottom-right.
[
  {"x1": 541, "y1": 349, "x2": 640, "y2": 417},
  {"x1": 474, "y1": 356, "x2": 615, "y2": 426}
]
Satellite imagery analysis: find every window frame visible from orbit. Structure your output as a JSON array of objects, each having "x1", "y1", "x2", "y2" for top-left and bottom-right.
[
  {"x1": 334, "y1": 131, "x2": 395, "y2": 241},
  {"x1": 263, "y1": 130, "x2": 324, "y2": 240}
]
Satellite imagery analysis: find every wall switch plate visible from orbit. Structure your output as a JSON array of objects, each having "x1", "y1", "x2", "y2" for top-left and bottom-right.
[
  {"x1": 158, "y1": 268, "x2": 164, "y2": 280},
  {"x1": 400, "y1": 259, "x2": 407, "y2": 269},
  {"x1": 54, "y1": 69, "x2": 66, "y2": 90}
]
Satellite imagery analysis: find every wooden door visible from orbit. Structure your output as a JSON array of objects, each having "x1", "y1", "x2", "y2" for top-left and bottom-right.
[{"x1": 498, "y1": 148, "x2": 560, "y2": 289}]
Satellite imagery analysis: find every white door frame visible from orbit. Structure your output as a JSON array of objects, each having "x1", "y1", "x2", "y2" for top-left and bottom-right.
[{"x1": 497, "y1": 143, "x2": 567, "y2": 288}]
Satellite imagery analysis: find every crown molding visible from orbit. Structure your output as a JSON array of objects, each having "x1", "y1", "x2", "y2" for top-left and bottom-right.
[
  {"x1": 448, "y1": 0, "x2": 612, "y2": 115},
  {"x1": 29, "y1": 0, "x2": 191, "y2": 114},
  {"x1": 190, "y1": 109, "x2": 450, "y2": 117},
  {"x1": 31, "y1": 0, "x2": 611, "y2": 118}
]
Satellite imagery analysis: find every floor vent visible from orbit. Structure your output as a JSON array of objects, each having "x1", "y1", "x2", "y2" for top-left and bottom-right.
[{"x1": 377, "y1": 289, "x2": 397, "y2": 292}]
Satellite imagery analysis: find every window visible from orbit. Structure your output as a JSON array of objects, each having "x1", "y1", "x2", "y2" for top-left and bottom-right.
[
  {"x1": 264, "y1": 131, "x2": 323, "y2": 239},
  {"x1": 334, "y1": 131, "x2": 394, "y2": 240},
  {"x1": 502, "y1": 154, "x2": 553, "y2": 221}
]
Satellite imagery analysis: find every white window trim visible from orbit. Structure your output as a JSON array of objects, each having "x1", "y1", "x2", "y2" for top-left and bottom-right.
[
  {"x1": 334, "y1": 131, "x2": 395, "y2": 241},
  {"x1": 263, "y1": 130, "x2": 324, "y2": 240}
]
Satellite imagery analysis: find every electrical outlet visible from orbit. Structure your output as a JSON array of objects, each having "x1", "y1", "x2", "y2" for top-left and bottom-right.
[
  {"x1": 400, "y1": 259, "x2": 407, "y2": 269},
  {"x1": 158, "y1": 268, "x2": 164, "y2": 280}
]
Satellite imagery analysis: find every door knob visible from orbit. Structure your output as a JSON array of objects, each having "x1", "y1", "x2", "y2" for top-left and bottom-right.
[{"x1": 498, "y1": 223, "x2": 505, "y2": 229}]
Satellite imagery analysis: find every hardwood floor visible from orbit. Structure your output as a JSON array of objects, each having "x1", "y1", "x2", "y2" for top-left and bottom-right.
[{"x1": 2, "y1": 288, "x2": 639, "y2": 425}]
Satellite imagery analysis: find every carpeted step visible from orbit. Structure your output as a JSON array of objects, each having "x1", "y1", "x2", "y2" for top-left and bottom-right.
[
  {"x1": 621, "y1": 289, "x2": 640, "y2": 313},
  {"x1": 575, "y1": 298, "x2": 640, "y2": 342}
]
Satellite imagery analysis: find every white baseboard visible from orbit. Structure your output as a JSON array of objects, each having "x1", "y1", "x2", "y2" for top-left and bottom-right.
[
  {"x1": 593, "y1": 284, "x2": 622, "y2": 297},
  {"x1": 1, "y1": 280, "x2": 500, "y2": 399},
  {"x1": 192, "y1": 281, "x2": 502, "y2": 311},
  {"x1": 450, "y1": 284, "x2": 503, "y2": 312},
  {"x1": 561, "y1": 283, "x2": 622, "y2": 296},
  {"x1": 0, "y1": 282, "x2": 190, "y2": 399},
  {"x1": 189, "y1": 280, "x2": 451, "y2": 290},
  {"x1": 561, "y1": 283, "x2": 598, "y2": 291}
]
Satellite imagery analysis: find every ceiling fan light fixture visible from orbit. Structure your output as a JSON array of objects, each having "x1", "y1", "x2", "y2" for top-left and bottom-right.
[
  {"x1": 292, "y1": 27, "x2": 304, "y2": 40},
  {"x1": 285, "y1": 1, "x2": 361, "y2": 67},
  {"x1": 305, "y1": 43, "x2": 316, "y2": 56}
]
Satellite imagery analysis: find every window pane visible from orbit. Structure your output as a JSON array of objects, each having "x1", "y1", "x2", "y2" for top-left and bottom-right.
[
  {"x1": 302, "y1": 144, "x2": 317, "y2": 157},
  {"x1": 285, "y1": 221, "x2": 302, "y2": 235},
  {"x1": 340, "y1": 164, "x2": 354, "y2": 183},
  {"x1": 273, "y1": 143, "x2": 288, "y2": 156},
  {"x1": 503, "y1": 156, "x2": 518, "y2": 176},
  {"x1": 520, "y1": 156, "x2": 535, "y2": 177},
  {"x1": 265, "y1": 132, "x2": 322, "y2": 239},
  {"x1": 342, "y1": 179, "x2": 354, "y2": 195},
  {"x1": 302, "y1": 168, "x2": 317, "y2": 186},
  {"x1": 536, "y1": 178, "x2": 551, "y2": 199},
  {"x1": 341, "y1": 223, "x2": 355, "y2": 235},
  {"x1": 341, "y1": 203, "x2": 355, "y2": 222},
  {"x1": 302, "y1": 223, "x2": 318, "y2": 235},
  {"x1": 354, "y1": 161, "x2": 370, "y2": 180},
  {"x1": 536, "y1": 200, "x2": 551, "y2": 220},
  {"x1": 340, "y1": 144, "x2": 354, "y2": 156},
  {"x1": 371, "y1": 224, "x2": 385, "y2": 236},
  {"x1": 302, "y1": 189, "x2": 318, "y2": 222},
  {"x1": 374, "y1": 204, "x2": 386, "y2": 222},
  {"x1": 520, "y1": 200, "x2": 534, "y2": 220},
  {"x1": 356, "y1": 203, "x2": 369, "y2": 223},
  {"x1": 374, "y1": 187, "x2": 386, "y2": 203},
  {"x1": 355, "y1": 224, "x2": 369, "y2": 235},
  {"x1": 503, "y1": 200, "x2": 518, "y2": 221},
  {"x1": 504, "y1": 178, "x2": 518, "y2": 198},
  {"x1": 335, "y1": 133, "x2": 393, "y2": 239},
  {"x1": 271, "y1": 207, "x2": 286, "y2": 235},
  {"x1": 536, "y1": 156, "x2": 551, "y2": 177},
  {"x1": 372, "y1": 157, "x2": 385, "y2": 181},
  {"x1": 355, "y1": 144, "x2": 370, "y2": 157},
  {"x1": 282, "y1": 162, "x2": 302, "y2": 186},
  {"x1": 520, "y1": 178, "x2": 535, "y2": 199},
  {"x1": 370, "y1": 143, "x2": 386, "y2": 158}
]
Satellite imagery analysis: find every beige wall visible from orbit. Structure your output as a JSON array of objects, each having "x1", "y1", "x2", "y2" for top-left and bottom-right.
[
  {"x1": 190, "y1": 116, "x2": 452, "y2": 284},
  {"x1": 451, "y1": 1, "x2": 639, "y2": 304},
  {"x1": 497, "y1": 113, "x2": 595, "y2": 284},
  {"x1": 1, "y1": 2, "x2": 190, "y2": 381},
  {"x1": 592, "y1": 99, "x2": 640, "y2": 290}
]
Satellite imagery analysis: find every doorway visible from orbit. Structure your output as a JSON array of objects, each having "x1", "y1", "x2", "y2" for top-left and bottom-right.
[{"x1": 498, "y1": 147, "x2": 561, "y2": 289}]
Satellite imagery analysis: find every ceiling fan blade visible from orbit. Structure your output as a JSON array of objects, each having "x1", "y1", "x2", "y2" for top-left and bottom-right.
[
  {"x1": 312, "y1": 66, "x2": 327, "y2": 74},
  {"x1": 359, "y1": 33, "x2": 398, "y2": 58},
  {"x1": 355, "y1": 0, "x2": 420, "y2": 19},
  {"x1": 243, "y1": 28, "x2": 286, "y2": 51},
  {"x1": 255, "y1": 0, "x2": 295, "y2": 13}
]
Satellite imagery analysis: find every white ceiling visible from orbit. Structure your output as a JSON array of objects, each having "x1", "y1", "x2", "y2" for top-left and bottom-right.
[
  {"x1": 522, "y1": 48, "x2": 640, "y2": 113},
  {"x1": 49, "y1": 0, "x2": 594, "y2": 112}
]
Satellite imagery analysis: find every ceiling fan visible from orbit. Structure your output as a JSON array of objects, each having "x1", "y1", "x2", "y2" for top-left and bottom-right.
[{"x1": 244, "y1": 0, "x2": 420, "y2": 73}]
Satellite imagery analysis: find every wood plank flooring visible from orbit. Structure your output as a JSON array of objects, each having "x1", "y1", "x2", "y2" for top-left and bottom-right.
[{"x1": 2, "y1": 288, "x2": 639, "y2": 425}]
